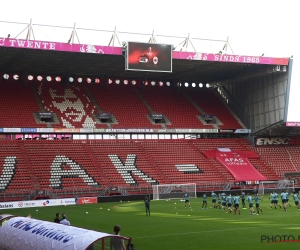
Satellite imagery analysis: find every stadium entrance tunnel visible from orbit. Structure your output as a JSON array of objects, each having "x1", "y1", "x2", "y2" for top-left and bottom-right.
[{"x1": 0, "y1": 215, "x2": 133, "y2": 250}]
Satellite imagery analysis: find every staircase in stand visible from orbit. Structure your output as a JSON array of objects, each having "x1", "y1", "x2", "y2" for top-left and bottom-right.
[{"x1": 17, "y1": 141, "x2": 41, "y2": 190}]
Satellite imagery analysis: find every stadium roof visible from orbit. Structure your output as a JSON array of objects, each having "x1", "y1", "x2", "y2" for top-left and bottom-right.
[{"x1": 0, "y1": 46, "x2": 274, "y2": 84}]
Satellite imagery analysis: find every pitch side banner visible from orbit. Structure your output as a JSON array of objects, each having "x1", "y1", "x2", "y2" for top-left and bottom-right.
[
  {"x1": 0, "y1": 37, "x2": 289, "y2": 66},
  {"x1": 0, "y1": 217, "x2": 114, "y2": 250},
  {"x1": 255, "y1": 136, "x2": 300, "y2": 146},
  {"x1": 0, "y1": 198, "x2": 75, "y2": 210},
  {"x1": 78, "y1": 197, "x2": 97, "y2": 204}
]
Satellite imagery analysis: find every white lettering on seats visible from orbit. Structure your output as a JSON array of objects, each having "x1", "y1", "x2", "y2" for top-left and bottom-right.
[
  {"x1": 49, "y1": 155, "x2": 99, "y2": 189},
  {"x1": 0, "y1": 156, "x2": 17, "y2": 191},
  {"x1": 109, "y1": 154, "x2": 158, "y2": 185}
]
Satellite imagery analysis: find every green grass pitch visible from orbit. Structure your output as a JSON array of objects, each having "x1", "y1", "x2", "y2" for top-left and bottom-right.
[{"x1": 3, "y1": 195, "x2": 300, "y2": 250}]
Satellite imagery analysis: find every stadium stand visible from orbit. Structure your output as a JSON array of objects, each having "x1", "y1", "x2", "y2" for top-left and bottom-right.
[
  {"x1": 185, "y1": 88, "x2": 243, "y2": 129},
  {"x1": 137, "y1": 85, "x2": 212, "y2": 128},
  {"x1": 36, "y1": 82, "x2": 106, "y2": 128},
  {"x1": 86, "y1": 84, "x2": 157, "y2": 128},
  {"x1": 0, "y1": 81, "x2": 47, "y2": 128},
  {"x1": 2, "y1": 139, "x2": 300, "y2": 200}
]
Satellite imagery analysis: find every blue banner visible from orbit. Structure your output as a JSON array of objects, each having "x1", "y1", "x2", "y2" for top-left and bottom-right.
[{"x1": 21, "y1": 128, "x2": 38, "y2": 133}]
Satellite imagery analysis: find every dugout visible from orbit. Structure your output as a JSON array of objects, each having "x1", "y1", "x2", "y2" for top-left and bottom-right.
[{"x1": 0, "y1": 216, "x2": 132, "y2": 250}]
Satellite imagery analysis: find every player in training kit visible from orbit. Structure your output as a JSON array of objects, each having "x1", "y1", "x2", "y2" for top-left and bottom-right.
[
  {"x1": 241, "y1": 191, "x2": 246, "y2": 208},
  {"x1": 274, "y1": 192, "x2": 281, "y2": 209},
  {"x1": 221, "y1": 192, "x2": 227, "y2": 211},
  {"x1": 211, "y1": 192, "x2": 217, "y2": 208},
  {"x1": 286, "y1": 190, "x2": 291, "y2": 207},
  {"x1": 144, "y1": 196, "x2": 150, "y2": 216},
  {"x1": 184, "y1": 193, "x2": 191, "y2": 208},
  {"x1": 217, "y1": 193, "x2": 222, "y2": 209},
  {"x1": 246, "y1": 194, "x2": 256, "y2": 215},
  {"x1": 269, "y1": 192, "x2": 275, "y2": 209},
  {"x1": 293, "y1": 192, "x2": 300, "y2": 210},
  {"x1": 281, "y1": 191, "x2": 288, "y2": 212},
  {"x1": 254, "y1": 194, "x2": 263, "y2": 214},
  {"x1": 202, "y1": 193, "x2": 207, "y2": 209},
  {"x1": 227, "y1": 194, "x2": 233, "y2": 214},
  {"x1": 233, "y1": 194, "x2": 240, "y2": 215}
]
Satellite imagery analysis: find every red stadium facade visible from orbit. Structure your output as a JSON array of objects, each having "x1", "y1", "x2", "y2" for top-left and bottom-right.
[{"x1": 0, "y1": 33, "x2": 299, "y2": 202}]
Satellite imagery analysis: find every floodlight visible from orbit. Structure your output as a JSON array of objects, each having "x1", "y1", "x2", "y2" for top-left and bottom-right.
[
  {"x1": 55, "y1": 76, "x2": 61, "y2": 82},
  {"x1": 3, "y1": 74, "x2": 9, "y2": 80},
  {"x1": 177, "y1": 82, "x2": 181, "y2": 87},
  {"x1": 184, "y1": 82, "x2": 189, "y2": 87},
  {"x1": 206, "y1": 83, "x2": 210, "y2": 88},
  {"x1": 115, "y1": 79, "x2": 120, "y2": 84},
  {"x1": 151, "y1": 81, "x2": 155, "y2": 86},
  {"x1": 77, "y1": 77, "x2": 83, "y2": 83},
  {"x1": 86, "y1": 78, "x2": 92, "y2": 83},
  {"x1": 199, "y1": 83, "x2": 203, "y2": 88},
  {"x1": 144, "y1": 81, "x2": 149, "y2": 86},
  {"x1": 69, "y1": 77, "x2": 74, "y2": 83},
  {"x1": 159, "y1": 81, "x2": 163, "y2": 86},
  {"x1": 166, "y1": 81, "x2": 171, "y2": 86},
  {"x1": 132, "y1": 80, "x2": 136, "y2": 85},
  {"x1": 37, "y1": 75, "x2": 43, "y2": 81},
  {"x1": 13, "y1": 74, "x2": 19, "y2": 80},
  {"x1": 28, "y1": 75, "x2": 34, "y2": 81},
  {"x1": 192, "y1": 83, "x2": 196, "y2": 87},
  {"x1": 95, "y1": 78, "x2": 100, "y2": 84},
  {"x1": 124, "y1": 80, "x2": 128, "y2": 85},
  {"x1": 46, "y1": 76, "x2": 52, "y2": 82}
]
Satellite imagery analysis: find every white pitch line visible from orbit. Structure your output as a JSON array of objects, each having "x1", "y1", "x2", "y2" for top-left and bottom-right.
[{"x1": 134, "y1": 224, "x2": 300, "y2": 239}]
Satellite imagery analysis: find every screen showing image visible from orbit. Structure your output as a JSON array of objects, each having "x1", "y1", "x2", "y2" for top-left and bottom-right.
[{"x1": 126, "y1": 42, "x2": 172, "y2": 72}]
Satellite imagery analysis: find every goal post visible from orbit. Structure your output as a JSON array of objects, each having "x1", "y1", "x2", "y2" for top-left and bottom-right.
[{"x1": 152, "y1": 183, "x2": 197, "y2": 200}]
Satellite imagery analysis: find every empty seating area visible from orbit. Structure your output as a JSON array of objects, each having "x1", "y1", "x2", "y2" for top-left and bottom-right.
[
  {"x1": 186, "y1": 89, "x2": 243, "y2": 129},
  {"x1": 139, "y1": 140, "x2": 225, "y2": 184},
  {"x1": 1, "y1": 139, "x2": 300, "y2": 201},
  {"x1": 138, "y1": 86, "x2": 211, "y2": 128},
  {"x1": 255, "y1": 146, "x2": 299, "y2": 178},
  {"x1": 22, "y1": 140, "x2": 106, "y2": 190},
  {"x1": 0, "y1": 81, "x2": 47, "y2": 127},
  {"x1": 0, "y1": 82, "x2": 245, "y2": 129},
  {"x1": 37, "y1": 82, "x2": 100, "y2": 128},
  {"x1": 88, "y1": 140, "x2": 166, "y2": 186},
  {"x1": 0, "y1": 141, "x2": 33, "y2": 195},
  {"x1": 87, "y1": 84, "x2": 157, "y2": 128}
]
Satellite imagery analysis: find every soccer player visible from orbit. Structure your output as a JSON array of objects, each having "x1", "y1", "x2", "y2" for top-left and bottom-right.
[
  {"x1": 254, "y1": 194, "x2": 263, "y2": 214},
  {"x1": 241, "y1": 191, "x2": 246, "y2": 208},
  {"x1": 227, "y1": 194, "x2": 233, "y2": 214},
  {"x1": 286, "y1": 190, "x2": 291, "y2": 207},
  {"x1": 293, "y1": 192, "x2": 300, "y2": 210},
  {"x1": 211, "y1": 191, "x2": 217, "y2": 208},
  {"x1": 269, "y1": 192, "x2": 276, "y2": 209},
  {"x1": 144, "y1": 196, "x2": 150, "y2": 216},
  {"x1": 274, "y1": 191, "x2": 281, "y2": 209},
  {"x1": 221, "y1": 192, "x2": 227, "y2": 212},
  {"x1": 246, "y1": 193, "x2": 256, "y2": 215},
  {"x1": 281, "y1": 191, "x2": 288, "y2": 212},
  {"x1": 217, "y1": 193, "x2": 222, "y2": 209},
  {"x1": 233, "y1": 193, "x2": 241, "y2": 215},
  {"x1": 183, "y1": 193, "x2": 191, "y2": 208},
  {"x1": 202, "y1": 193, "x2": 207, "y2": 209}
]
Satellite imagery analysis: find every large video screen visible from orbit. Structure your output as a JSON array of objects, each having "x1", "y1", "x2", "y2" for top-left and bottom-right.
[{"x1": 126, "y1": 42, "x2": 172, "y2": 72}]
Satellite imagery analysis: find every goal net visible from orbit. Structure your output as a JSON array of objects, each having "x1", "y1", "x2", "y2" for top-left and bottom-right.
[
  {"x1": 258, "y1": 180, "x2": 295, "y2": 195},
  {"x1": 152, "y1": 183, "x2": 197, "y2": 200}
]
